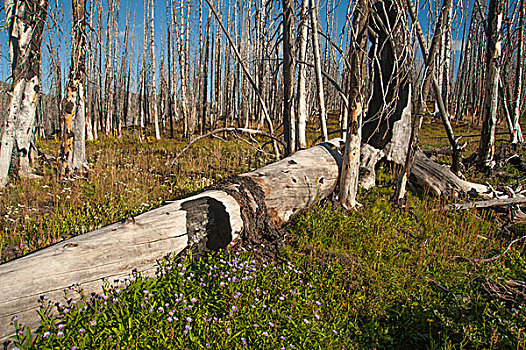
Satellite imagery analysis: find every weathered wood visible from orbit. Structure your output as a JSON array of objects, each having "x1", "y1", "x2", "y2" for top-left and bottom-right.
[
  {"x1": 422, "y1": 143, "x2": 467, "y2": 157},
  {"x1": 0, "y1": 141, "x2": 342, "y2": 343},
  {"x1": 445, "y1": 196, "x2": 526, "y2": 211},
  {"x1": 411, "y1": 151, "x2": 488, "y2": 197}
]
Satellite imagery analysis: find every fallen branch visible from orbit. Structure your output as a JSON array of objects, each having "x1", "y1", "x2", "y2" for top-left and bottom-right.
[
  {"x1": 452, "y1": 234, "x2": 526, "y2": 263},
  {"x1": 422, "y1": 275, "x2": 454, "y2": 294},
  {"x1": 170, "y1": 128, "x2": 285, "y2": 166},
  {"x1": 445, "y1": 196, "x2": 526, "y2": 211},
  {"x1": 426, "y1": 131, "x2": 509, "y2": 139},
  {"x1": 423, "y1": 143, "x2": 467, "y2": 157}
]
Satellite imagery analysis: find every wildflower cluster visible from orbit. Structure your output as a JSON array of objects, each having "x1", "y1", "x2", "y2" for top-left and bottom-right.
[{"x1": 10, "y1": 250, "x2": 344, "y2": 349}]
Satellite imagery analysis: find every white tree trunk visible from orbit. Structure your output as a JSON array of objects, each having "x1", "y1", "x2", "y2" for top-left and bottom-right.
[
  {"x1": 150, "y1": 0, "x2": 161, "y2": 140},
  {"x1": 478, "y1": 0, "x2": 504, "y2": 169},
  {"x1": 310, "y1": 0, "x2": 328, "y2": 142},
  {"x1": 72, "y1": 83, "x2": 87, "y2": 170},
  {"x1": 512, "y1": 0, "x2": 525, "y2": 144},
  {"x1": 0, "y1": 0, "x2": 47, "y2": 186},
  {"x1": 296, "y1": 0, "x2": 309, "y2": 149}
]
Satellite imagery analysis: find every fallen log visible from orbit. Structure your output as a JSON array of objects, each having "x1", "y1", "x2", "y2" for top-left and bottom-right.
[
  {"x1": 0, "y1": 140, "x2": 342, "y2": 344},
  {"x1": 411, "y1": 151, "x2": 489, "y2": 197},
  {"x1": 359, "y1": 88, "x2": 488, "y2": 197},
  {"x1": 422, "y1": 142, "x2": 467, "y2": 157},
  {"x1": 445, "y1": 195, "x2": 526, "y2": 211}
]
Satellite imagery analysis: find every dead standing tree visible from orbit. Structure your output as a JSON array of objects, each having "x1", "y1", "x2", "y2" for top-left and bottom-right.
[
  {"x1": 282, "y1": 0, "x2": 295, "y2": 155},
  {"x1": 477, "y1": 0, "x2": 504, "y2": 170},
  {"x1": 149, "y1": 0, "x2": 161, "y2": 140},
  {"x1": 339, "y1": 0, "x2": 370, "y2": 209},
  {"x1": 58, "y1": 0, "x2": 88, "y2": 176},
  {"x1": 511, "y1": 0, "x2": 525, "y2": 144},
  {"x1": 310, "y1": 0, "x2": 329, "y2": 143},
  {"x1": 360, "y1": 0, "x2": 412, "y2": 188},
  {"x1": 394, "y1": 0, "x2": 453, "y2": 201},
  {"x1": 0, "y1": 0, "x2": 48, "y2": 187},
  {"x1": 296, "y1": 0, "x2": 309, "y2": 149}
]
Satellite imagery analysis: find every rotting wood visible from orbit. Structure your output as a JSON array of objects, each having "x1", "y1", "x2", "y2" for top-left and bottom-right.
[
  {"x1": 0, "y1": 140, "x2": 342, "y2": 344},
  {"x1": 411, "y1": 151, "x2": 488, "y2": 197}
]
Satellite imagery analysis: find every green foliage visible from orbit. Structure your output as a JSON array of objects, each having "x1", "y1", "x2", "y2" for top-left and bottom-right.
[
  {"x1": 9, "y1": 189, "x2": 526, "y2": 349},
  {"x1": 4, "y1": 126, "x2": 526, "y2": 349},
  {"x1": 11, "y1": 251, "x2": 346, "y2": 349}
]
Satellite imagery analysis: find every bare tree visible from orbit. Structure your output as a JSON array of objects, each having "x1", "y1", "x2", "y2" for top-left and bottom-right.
[
  {"x1": 0, "y1": 0, "x2": 48, "y2": 186},
  {"x1": 282, "y1": 0, "x2": 295, "y2": 155},
  {"x1": 58, "y1": 0, "x2": 88, "y2": 176},
  {"x1": 310, "y1": 0, "x2": 328, "y2": 142},
  {"x1": 477, "y1": 0, "x2": 504, "y2": 170},
  {"x1": 296, "y1": 0, "x2": 309, "y2": 149},
  {"x1": 339, "y1": 0, "x2": 370, "y2": 208},
  {"x1": 149, "y1": 0, "x2": 161, "y2": 139},
  {"x1": 511, "y1": 0, "x2": 525, "y2": 144}
]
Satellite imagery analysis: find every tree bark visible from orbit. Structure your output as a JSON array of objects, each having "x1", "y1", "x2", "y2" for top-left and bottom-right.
[
  {"x1": 59, "y1": 0, "x2": 88, "y2": 176},
  {"x1": 0, "y1": 140, "x2": 342, "y2": 343},
  {"x1": 296, "y1": 0, "x2": 309, "y2": 150},
  {"x1": 0, "y1": 0, "x2": 48, "y2": 187},
  {"x1": 339, "y1": 0, "x2": 369, "y2": 209},
  {"x1": 477, "y1": 0, "x2": 504, "y2": 170},
  {"x1": 310, "y1": 0, "x2": 329, "y2": 142},
  {"x1": 282, "y1": 0, "x2": 296, "y2": 155}
]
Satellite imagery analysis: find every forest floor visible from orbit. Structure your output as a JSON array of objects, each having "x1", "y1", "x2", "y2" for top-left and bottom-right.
[{"x1": 2, "y1": 117, "x2": 526, "y2": 349}]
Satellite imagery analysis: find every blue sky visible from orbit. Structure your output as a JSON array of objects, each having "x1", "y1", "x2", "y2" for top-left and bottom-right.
[{"x1": 0, "y1": 0, "x2": 474, "y2": 92}]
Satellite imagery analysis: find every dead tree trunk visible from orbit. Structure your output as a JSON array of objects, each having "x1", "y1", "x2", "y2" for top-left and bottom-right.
[
  {"x1": 0, "y1": 140, "x2": 342, "y2": 343},
  {"x1": 59, "y1": 0, "x2": 88, "y2": 176},
  {"x1": 339, "y1": 0, "x2": 369, "y2": 209},
  {"x1": 477, "y1": 0, "x2": 504, "y2": 170},
  {"x1": 149, "y1": 0, "x2": 161, "y2": 140},
  {"x1": 363, "y1": 0, "x2": 411, "y2": 161},
  {"x1": 310, "y1": 0, "x2": 329, "y2": 142},
  {"x1": 0, "y1": 0, "x2": 48, "y2": 187},
  {"x1": 512, "y1": 0, "x2": 525, "y2": 144},
  {"x1": 296, "y1": 0, "x2": 309, "y2": 150},
  {"x1": 282, "y1": 0, "x2": 296, "y2": 155}
]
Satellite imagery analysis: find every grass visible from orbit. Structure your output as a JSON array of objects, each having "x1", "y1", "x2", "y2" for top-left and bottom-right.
[
  {"x1": 0, "y1": 130, "x2": 270, "y2": 263},
  {"x1": 3, "y1": 120, "x2": 526, "y2": 349}
]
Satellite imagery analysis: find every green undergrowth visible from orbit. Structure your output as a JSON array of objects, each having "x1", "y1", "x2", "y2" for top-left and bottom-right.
[
  {"x1": 3, "y1": 122, "x2": 526, "y2": 349},
  {"x1": 0, "y1": 131, "x2": 270, "y2": 263},
  {"x1": 9, "y1": 186, "x2": 526, "y2": 349}
]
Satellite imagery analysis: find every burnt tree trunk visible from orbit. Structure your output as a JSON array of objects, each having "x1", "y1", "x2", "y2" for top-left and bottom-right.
[
  {"x1": 59, "y1": 0, "x2": 87, "y2": 176},
  {"x1": 0, "y1": 0, "x2": 48, "y2": 186},
  {"x1": 477, "y1": 0, "x2": 504, "y2": 170},
  {"x1": 282, "y1": 0, "x2": 296, "y2": 155},
  {"x1": 339, "y1": 0, "x2": 370, "y2": 208}
]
